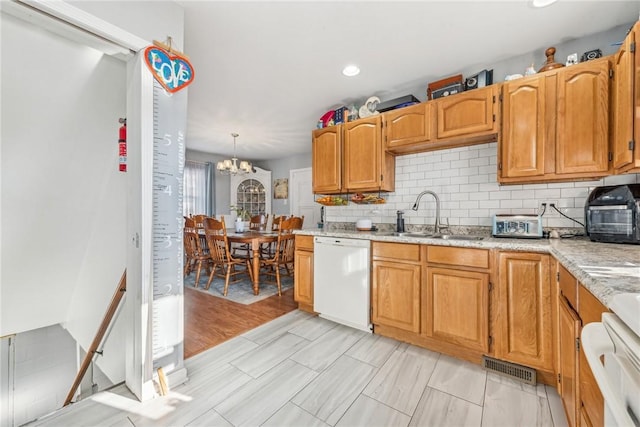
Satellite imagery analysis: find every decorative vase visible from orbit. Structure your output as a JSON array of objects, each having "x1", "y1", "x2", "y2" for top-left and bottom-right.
[{"x1": 235, "y1": 218, "x2": 244, "y2": 233}]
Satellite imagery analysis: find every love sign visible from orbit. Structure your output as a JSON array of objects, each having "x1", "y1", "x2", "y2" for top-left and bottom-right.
[{"x1": 144, "y1": 46, "x2": 195, "y2": 93}]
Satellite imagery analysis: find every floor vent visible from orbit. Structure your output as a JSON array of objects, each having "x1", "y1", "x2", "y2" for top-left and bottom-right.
[{"x1": 482, "y1": 356, "x2": 537, "y2": 385}]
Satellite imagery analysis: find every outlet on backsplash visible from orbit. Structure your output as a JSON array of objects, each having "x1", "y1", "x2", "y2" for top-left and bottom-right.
[{"x1": 540, "y1": 200, "x2": 559, "y2": 216}]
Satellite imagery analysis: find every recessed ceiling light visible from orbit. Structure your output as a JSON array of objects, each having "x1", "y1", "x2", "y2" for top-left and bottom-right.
[
  {"x1": 531, "y1": 0, "x2": 558, "y2": 7},
  {"x1": 342, "y1": 64, "x2": 360, "y2": 77}
]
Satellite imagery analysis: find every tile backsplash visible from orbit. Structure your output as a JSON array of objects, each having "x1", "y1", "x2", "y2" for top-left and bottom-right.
[{"x1": 325, "y1": 142, "x2": 640, "y2": 229}]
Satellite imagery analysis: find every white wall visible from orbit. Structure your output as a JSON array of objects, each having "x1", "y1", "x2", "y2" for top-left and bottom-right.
[
  {"x1": 1, "y1": 13, "x2": 127, "y2": 336},
  {"x1": 326, "y1": 142, "x2": 640, "y2": 229}
]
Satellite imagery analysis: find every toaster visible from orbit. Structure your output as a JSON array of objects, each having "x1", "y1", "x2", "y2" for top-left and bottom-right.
[
  {"x1": 585, "y1": 184, "x2": 640, "y2": 244},
  {"x1": 492, "y1": 214, "x2": 543, "y2": 238}
]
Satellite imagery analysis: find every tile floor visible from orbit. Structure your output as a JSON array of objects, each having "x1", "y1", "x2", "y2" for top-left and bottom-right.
[{"x1": 34, "y1": 310, "x2": 569, "y2": 427}]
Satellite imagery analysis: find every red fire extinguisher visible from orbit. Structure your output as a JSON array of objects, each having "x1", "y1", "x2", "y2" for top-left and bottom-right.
[{"x1": 118, "y1": 118, "x2": 127, "y2": 172}]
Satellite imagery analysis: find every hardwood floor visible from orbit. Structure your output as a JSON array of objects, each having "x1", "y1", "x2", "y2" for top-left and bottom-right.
[{"x1": 184, "y1": 285, "x2": 298, "y2": 358}]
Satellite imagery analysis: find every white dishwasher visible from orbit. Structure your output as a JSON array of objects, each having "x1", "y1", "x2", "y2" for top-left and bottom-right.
[{"x1": 314, "y1": 236, "x2": 372, "y2": 332}]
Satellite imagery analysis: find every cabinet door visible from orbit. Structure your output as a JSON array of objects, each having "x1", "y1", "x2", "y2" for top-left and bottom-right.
[
  {"x1": 578, "y1": 285, "x2": 607, "y2": 427},
  {"x1": 435, "y1": 86, "x2": 497, "y2": 140},
  {"x1": 613, "y1": 27, "x2": 635, "y2": 171},
  {"x1": 372, "y1": 260, "x2": 421, "y2": 333},
  {"x1": 425, "y1": 267, "x2": 489, "y2": 352},
  {"x1": 294, "y1": 249, "x2": 313, "y2": 310},
  {"x1": 312, "y1": 126, "x2": 342, "y2": 194},
  {"x1": 500, "y1": 76, "x2": 546, "y2": 179},
  {"x1": 384, "y1": 102, "x2": 433, "y2": 151},
  {"x1": 558, "y1": 296, "x2": 580, "y2": 427},
  {"x1": 344, "y1": 116, "x2": 382, "y2": 191},
  {"x1": 496, "y1": 252, "x2": 553, "y2": 372},
  {"x1": 556, "y1": 59, "x2": 610, "y2": 175}
]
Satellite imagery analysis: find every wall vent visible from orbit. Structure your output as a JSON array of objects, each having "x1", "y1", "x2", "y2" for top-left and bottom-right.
[{"x1": 482, "y1": 355, "x2": 537, "y2": 385}]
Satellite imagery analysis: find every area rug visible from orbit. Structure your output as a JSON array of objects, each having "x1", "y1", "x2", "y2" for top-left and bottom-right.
[{"x1": 183, "y1": 270, "x2": 293, "y2": 305}]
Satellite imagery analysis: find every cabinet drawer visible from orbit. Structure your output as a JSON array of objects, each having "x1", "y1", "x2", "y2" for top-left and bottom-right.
[
  {"x1": 558, "y1": 263, "x2": 578, "y2": 310},
  {"x1": 427, "y1": 246, "x2": 489, "y2": 269},
  {"x1": 373, "y1": 242, "x2": 421, "y2": 262},
  {"x1": 295, "y1": 235, "x2": 314, "y2": 251}
]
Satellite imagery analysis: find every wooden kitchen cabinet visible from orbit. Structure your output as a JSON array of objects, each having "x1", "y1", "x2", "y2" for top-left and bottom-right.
[
  {"x1": 423, "y1": 246, "x2": 490, "y2": 353},
  {"x1": 555, "y1": 262, "x2": 607, "y2": 427},
  {"x1": 558, "y1": 294, "x2": 581, "y2": 427},
  {"x1": 612, "y1": 20, "x2": 640, "y2": 173},
  {"x1": 494, "y1": 252, "x2": 554, "y2": 383},
  {"x1": 371, "y1": 242, "x2": 423, "y2": 333},
  {"x1": 384, "y1": 102, "x2": 435, "y2": 154},
  {"x1": 435, "y1": 85, "x2": 498, "y2": 142},
  {"x1": 312, "y1": 126, "x2": 342, "y2": 194},
  {"x1": 294, "y1": 235, "x2": 314, "y2": 313},
  {"x1": 343, "y1": 116, "x2": 395, "y2": 192},
  {"x1": 499, "y1": 57, "x2": 611, "y2": 184},
  {"x1": 500, "y1": 74, "x2": 547, "y2": 179}
]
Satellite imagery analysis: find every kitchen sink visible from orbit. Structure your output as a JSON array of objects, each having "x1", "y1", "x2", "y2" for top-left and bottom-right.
[
  {"x1": 371, "y1": 231, "x2": 484, "y2": 240},
  {"x1": 432, "y1": 234, "x2": 485, "y2": 241}
]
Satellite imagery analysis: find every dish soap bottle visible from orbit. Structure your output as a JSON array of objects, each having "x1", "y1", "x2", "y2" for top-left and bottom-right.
[{"x1": 396, "y1": 210, "x2": 405, "y2": 233}]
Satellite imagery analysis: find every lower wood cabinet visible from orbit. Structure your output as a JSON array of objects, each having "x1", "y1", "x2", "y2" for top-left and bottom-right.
[
  {"x1": 556, "y1": 263, "x2": 607, "y2": 427},
  {"x1": 371, "y1": 242, "x2": 423, "y2": 333},
  {"x1": 494, "y1": 252, "x2": 554, "y2": 380},
  {"x1": 423, "y1": 246, "x2": 491, "y2": 354},
  {"x1": 424, "y1": 266, "x2": 489, "y2": 353},
  {"x1": 294, "y1": 235, "x2": 314, "y2": 312},
  {"x1": 558, "y1": 294, "x2": 580, "y2": 427}
]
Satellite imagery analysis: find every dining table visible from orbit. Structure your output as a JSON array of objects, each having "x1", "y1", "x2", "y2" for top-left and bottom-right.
[{"x1": 225, "y1": 229, "x2": 279, "y2": 295}]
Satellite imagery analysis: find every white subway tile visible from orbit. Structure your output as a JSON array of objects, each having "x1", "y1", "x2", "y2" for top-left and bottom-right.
[
  {"x1": 470, "y1": 157, "x2": 490, "y2": 167},
  {"x1": 603, "y1": 174, "x2": 638, "y2": 185},
  {"x1": 500, "y1": 199, "x2": 523, "y2": 209},
  {"x1": 534, "y1": 188, "x2": 561, "y2": 199}
]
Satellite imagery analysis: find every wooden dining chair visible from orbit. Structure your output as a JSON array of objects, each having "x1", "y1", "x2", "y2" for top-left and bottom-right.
[
  {"x1": 183, "y1": 229, "x2": 212, "y2": 288},
  {"x1": 192, "y1": 214, "x2": 207, "y2": 230},
  {"x1": 289, "y1": 215, "x2": 304, "y2": 230},
  {"x1": 249, "y1": 214, "x2": 267, "y2": 231},
  {"x1": 259, "y1": 217, "x2": 296, "y2": 296},
  {"x1": 203, "y1": 217, "x2": 253, "y2": 296}
]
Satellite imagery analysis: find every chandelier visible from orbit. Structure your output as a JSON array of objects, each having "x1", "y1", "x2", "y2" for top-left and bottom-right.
[{"x1": 216, "y1": 132, "x2": 252, "y2": 175}]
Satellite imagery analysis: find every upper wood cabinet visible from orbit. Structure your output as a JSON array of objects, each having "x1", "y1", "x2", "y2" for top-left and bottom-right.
[
  {"x1": 499, "y1": 57, "x2": 612, "y2": 184},
  {"x1": 344, "y1": 116, "x2": 395, "y2": 192},
  {"x1": 435, "y1": 85, "x2": 499, "y2": 140},
  {"x1": 500, "y1": 75, "x2": 547, "y2": 179},
  {"x1": 556, "y1": 59, "x2": 610, "y2": 175},
  {"x1": 613, "y1": 21, "x2": 640, "y2": 173},
  {"x1": 312, "y1": 126, "x2": 342, "y2": 194},
  {"x1": 383, "y1": 86, "x2": 498, "y2": 155},
  {"x1": 494, "y1": 252, "x2": 554, "y2": 379},
  {"x1": 384, "y1": 102, "x2": 435, "y2": 154}
]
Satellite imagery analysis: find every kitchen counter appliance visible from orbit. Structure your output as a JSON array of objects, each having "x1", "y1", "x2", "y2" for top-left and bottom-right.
[
  {"x1": 492, "y1": 214, "x2": 543, "y2": 238},
  {"x1": 585, "y1": 184, "x2": 640, "y2": 244},
  {"x1": 313, "y1": 236, "x2": 372, "y2": 332}
]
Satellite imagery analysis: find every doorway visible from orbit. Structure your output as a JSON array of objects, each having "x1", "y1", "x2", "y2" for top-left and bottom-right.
[{"x1": 290, "y1": 167, "x2": 320, "y2": 229}]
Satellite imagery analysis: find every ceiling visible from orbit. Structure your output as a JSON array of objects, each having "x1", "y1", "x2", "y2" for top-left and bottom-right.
[{"x1": 181, "y1": 1, "x2": 639, "y2": 161}]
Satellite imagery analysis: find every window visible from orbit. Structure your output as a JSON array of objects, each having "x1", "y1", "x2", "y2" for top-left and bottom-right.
[{"x1": 183, "y1": 161, "x2": 214, "y2": 216}]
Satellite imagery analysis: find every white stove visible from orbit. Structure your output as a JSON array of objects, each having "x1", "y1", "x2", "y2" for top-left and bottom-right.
[{"x1": 582, "y1": 293, "x2": 640, "y2": 426}]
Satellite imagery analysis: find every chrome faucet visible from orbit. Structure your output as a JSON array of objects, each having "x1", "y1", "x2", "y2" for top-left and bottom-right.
[{"x1": 412, "y1": 190, "x2": 442, "y2": 234}]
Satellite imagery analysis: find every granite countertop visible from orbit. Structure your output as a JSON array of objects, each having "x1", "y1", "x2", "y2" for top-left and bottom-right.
[{"x1": 296, "y1": 228, "x2": 640, "y2": 309}]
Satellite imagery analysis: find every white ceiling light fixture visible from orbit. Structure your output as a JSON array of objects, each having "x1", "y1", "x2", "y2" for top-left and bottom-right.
[
  {"x1": 216, "y1": 133, "x2": 252, "y2": 175},
  {"x1": 342, "y1": 64, "x2": 360, "y2": 77},
  {"x1": 531, "y1": 0, "x2": 558, "y2": 8}
]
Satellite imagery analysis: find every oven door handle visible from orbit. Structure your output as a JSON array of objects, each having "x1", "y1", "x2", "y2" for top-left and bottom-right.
[{"x1": 582, "y1": 322, "x2": 637, "y2": 426}]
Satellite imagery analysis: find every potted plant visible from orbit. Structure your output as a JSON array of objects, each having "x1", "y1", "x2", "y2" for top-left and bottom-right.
[{"x1": 230, "y1": 205, "x2": 250, "y2": 232}]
